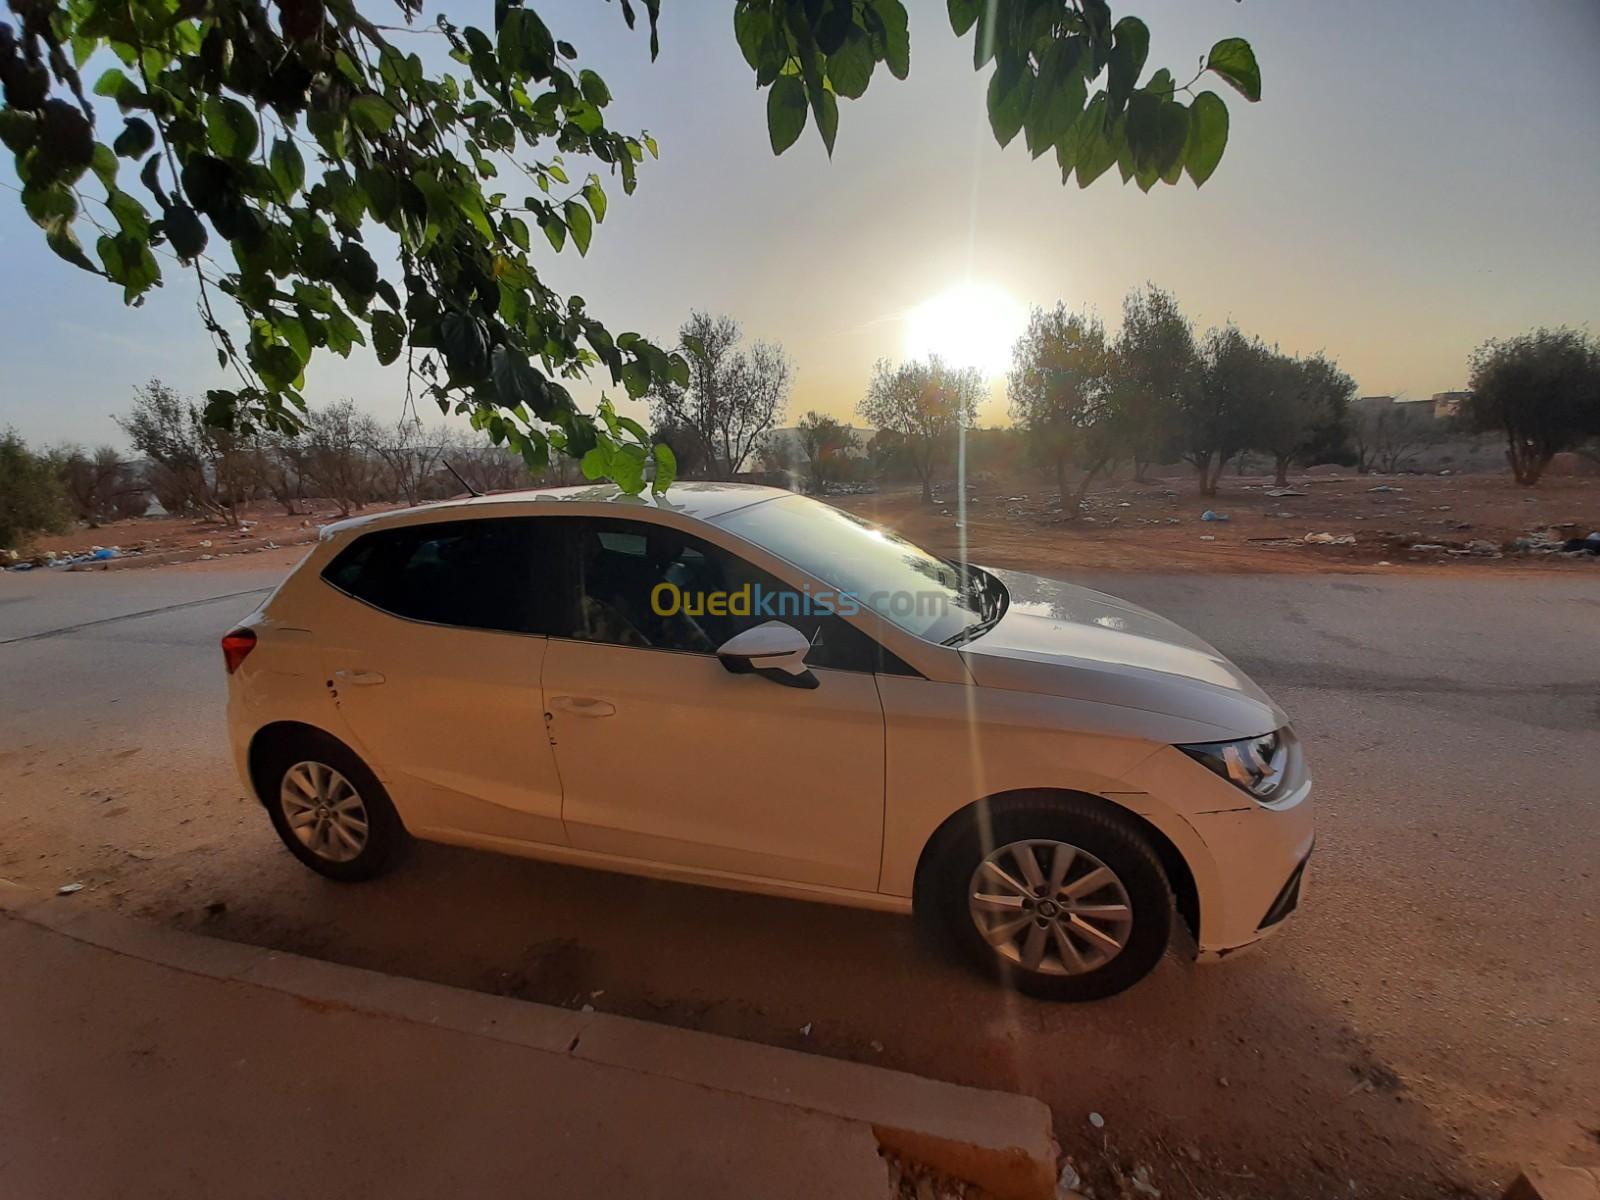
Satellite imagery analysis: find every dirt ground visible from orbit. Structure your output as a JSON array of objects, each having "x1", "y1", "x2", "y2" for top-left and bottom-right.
[
  {"x1": 5, "y1": 491, "x2": 1599, "y2": 1198},
  {"x1": 828, "y1": 469, "x2": 1600, "y2": 576},
  {"x1": 19, "y1": 470, "x2": 1600, "y2": 579},
  {"x1": 20, "y1": 500, "x2": 406, "y2": 567}
]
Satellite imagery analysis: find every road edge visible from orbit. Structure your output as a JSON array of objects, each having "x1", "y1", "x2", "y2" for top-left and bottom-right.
[{"x1": 1, "y1": 882, "x2": 1059, "y2": 1200}]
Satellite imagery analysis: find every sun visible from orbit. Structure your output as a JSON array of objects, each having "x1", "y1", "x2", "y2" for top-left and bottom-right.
[{"x1": 903, "y1": 281, "x2": 1027, "y2": 379}]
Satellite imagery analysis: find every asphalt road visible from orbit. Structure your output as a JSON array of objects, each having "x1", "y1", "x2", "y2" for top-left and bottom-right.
[{"x1": 2, "y1": 557, "x2": 1596, "y2": 1199}]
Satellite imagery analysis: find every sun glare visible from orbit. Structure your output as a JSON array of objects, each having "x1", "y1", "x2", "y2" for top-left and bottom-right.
[{"x1": 903, "y1": 281, "x2": 1027, "y2": 379}]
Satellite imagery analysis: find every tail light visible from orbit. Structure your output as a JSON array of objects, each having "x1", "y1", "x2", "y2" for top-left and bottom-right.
[{"x1": 221, "y1": 628, "x2": 257, "y2": 674}]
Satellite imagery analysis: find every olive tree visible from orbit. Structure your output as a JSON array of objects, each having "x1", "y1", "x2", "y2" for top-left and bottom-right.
[
  {"x1": 1254, "y1": 352, "x2": 1356, "y2": 486},
  {"x1": 1113, "y1": 284, "x2": 1197, "y2": 480},
  {"x1": 2, "y1": 1, "x2": 1260, "y2": 490},
  {"x1": 1465, "y1": 328, "x2": 1600, "y2": 486},
  {"x1": 1183, "y1": 325, "x2": 1273, "y2": 497},
  {"x1": 1007, "y1": 304, "x2": 1120, "y2": 514},
  {"x1": 859, "y1": 356, "x2": 981, "y2": 504},
  {"x1": 794, "y1": 409, "x2": 856, "y2": 493}
]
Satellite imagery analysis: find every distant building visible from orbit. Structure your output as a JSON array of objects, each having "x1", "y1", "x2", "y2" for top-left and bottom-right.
[
  {"x1": 1430, "y1": 391, "x2": 1469, "y2": 419},
  {"x1": 1353, "y1": 395, "x2": 1396, "y2": 414}
]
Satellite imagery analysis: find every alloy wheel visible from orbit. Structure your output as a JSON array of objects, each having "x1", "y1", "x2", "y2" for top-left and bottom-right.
[
  {"x1": 968, "y1": 838, "x2": 1135, "y2": 976},
  {"x1": 280, "y1": 760, "x2": 370, "y2": 864}
]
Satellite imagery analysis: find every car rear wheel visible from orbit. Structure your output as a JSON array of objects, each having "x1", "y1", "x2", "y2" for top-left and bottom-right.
[
  {"x1": 260, "y1": 732, "x2": 407, "y2": 882},
  {"x1": 917, "y1": 794, "x2": 1174, "y2": 1001}
]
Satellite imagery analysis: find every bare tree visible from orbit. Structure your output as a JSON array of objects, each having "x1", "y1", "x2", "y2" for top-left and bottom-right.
[
  {"x1": 54, "y1": 445, "x2": 148, "y2": 524},
  {"x1": 256, "y1": 428, "x2": 307, "y2": 515},
  {"x1": 1008, "y1": 305, "x2": 1121, "y2": 514},
  {"x1": 1465, "y1": 327, "x2": 1600, "y2": 485},
  {"x1": 858, "y1": 356, "x2": 981, "y2": 504},
  {"x1": 372, "y1": 416, "x2": 447, "y2": 507},
  {"x1": 117, "y1": 380, "x2": 214, "y2": 518},
  {"x1": 117, "y1": 379, "x2": 254, "y2": 524},
  {"x1": 1368, "y1": 402, "x2": 1438, "y2": 474},
  {"x1": 439, "y1": 428, "x2": 533, "y2": 494},
  {"x1": 794, "y1": 411, "x2": 857, "y2": 493},
  {"x1": 299, "y1": 400, "x2": 383, "y2": 517},
  {"x1": 648, "y1": 312, "x2": 791, "y2": 479}
]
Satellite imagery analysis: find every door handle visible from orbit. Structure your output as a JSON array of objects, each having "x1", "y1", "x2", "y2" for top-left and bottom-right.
[
  {"x1": 549, "y1": 695, "x2": 616, "y2": 718},
  {"x1": 335, "y1": 669, "x2": 386, "y2": 687}
]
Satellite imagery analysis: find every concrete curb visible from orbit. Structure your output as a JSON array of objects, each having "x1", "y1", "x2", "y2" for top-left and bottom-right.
[
  {"x1": 1504, "y1": 1166, "x2": 1600, "y2": 1200},
  {"x1": 2, "y1": 884, "x2": 1059, "y2": 1199}
]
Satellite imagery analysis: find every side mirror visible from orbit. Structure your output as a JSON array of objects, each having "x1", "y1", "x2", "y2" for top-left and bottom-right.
[{"x1": 716, "y1": 621, "x2": 819, "y2": 690}]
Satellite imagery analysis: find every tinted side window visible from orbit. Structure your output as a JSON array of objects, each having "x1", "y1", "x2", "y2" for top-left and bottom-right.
[
  {"x1": 566, "y1": 517, "x2": 914, "y2": 675},
  {"x1": 323, "y1": 518, "x2": 561, "y2": 634}
]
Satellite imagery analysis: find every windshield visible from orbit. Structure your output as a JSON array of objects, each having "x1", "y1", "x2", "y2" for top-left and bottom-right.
[{"x1": 715, "y1": 494, "x2": 1005, "y2": 644}]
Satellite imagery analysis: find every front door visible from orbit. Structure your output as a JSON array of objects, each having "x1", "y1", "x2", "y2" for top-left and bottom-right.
[
  {"x1": 316, "y1": 515, "x2": 567, "y2": 846},
  {"x1": 541, "y1": 517, "x2": 888, "y2": 892}
]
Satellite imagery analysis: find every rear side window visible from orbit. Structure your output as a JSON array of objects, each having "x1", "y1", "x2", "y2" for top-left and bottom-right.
[{"x1": 322, "y1": 518, "x2": 560, "y2": 634}]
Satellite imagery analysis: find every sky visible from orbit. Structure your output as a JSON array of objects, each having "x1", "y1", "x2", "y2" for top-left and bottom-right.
[{"x1": 2, "y1": 0, "x2": 1598, "y2": 449}]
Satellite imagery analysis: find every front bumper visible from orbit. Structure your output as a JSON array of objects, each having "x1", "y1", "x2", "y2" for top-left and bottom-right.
[{"x1": 1113, "y1": 743, "x2": 1315, "y2": 955}]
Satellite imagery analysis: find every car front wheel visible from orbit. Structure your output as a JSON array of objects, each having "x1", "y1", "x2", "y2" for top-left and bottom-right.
[{"x1": 917, "y1": 794, "x2": 1174, "y2": 1001}]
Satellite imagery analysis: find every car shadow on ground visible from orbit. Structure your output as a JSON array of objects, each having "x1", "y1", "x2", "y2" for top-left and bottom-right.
[{"x1": 182, "y1": 834, "x2": 1486, "y2": 1200}]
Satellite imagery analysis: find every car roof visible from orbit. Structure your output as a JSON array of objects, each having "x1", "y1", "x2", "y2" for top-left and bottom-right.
[{"x1": 319, "y1": 481, "x2": 790, "y2": 540}]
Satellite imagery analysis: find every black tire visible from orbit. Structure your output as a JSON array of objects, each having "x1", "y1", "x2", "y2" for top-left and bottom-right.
[
  {"x1": 915, "y1": 793, "x2": 1174, "y2": 1002},
  {"x1": 259, "y1": 730, "x2": 408, "y2": 882}
]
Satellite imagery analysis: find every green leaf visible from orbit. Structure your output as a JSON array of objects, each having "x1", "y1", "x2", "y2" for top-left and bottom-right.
[
  {"x1": 580, "y1": 444, "x2": 611, "y2": 481},
  {"x1": 350, "y1": 95, "x2": 398, "y2": 134},
  {"x1": 47, "y1": 223, "x2": 99, "y2": 274},
  {"x1": 650, "y1": 442, "x2": 677, "y2": 496},
  {"x1": 269, "y1": 138, "x2": 305, "y2": 199},
  {"x1": 1152, "y1": 98, "x2": 1190, "y2": 178},
  {"x1": 766, "y1": 75, "x2": 808, "y2": 155},
  {"x1": 621, "y1": 360, "x2": 649, "y2": 399},
  {"x1": 90, "y1": 144, "x2": 118, "y2": 190},
  {"x1": 371, "y1": 311, "x2": 406, "y2": 365},
  {"x1": 812, "y1": 86, "x2": 838, "y2": 156},
  {"x1": 92, "y1": 67, "x2": 144, "y2": 112},
  {"x1": 491, "y1": 346, "x2": 550, "y2": 413},
  {"x1": 0, "y1": 109, "x2": 37, "y2": 154},
  {"x1": 563, "y1": 199, "x2": 592, "y2": 255},
  {"x1": 164, "y1": 203, "x2": 208, "y2": 261},
  {"x1": 987, "y1": 60, "x2": 1033, "y2": 149},
  {"x1": 947, "y1": 0, "x2": 981, "y2": 37},
  {"x1": 828, "y1": 29, "x2": 874, "y2": 100},
  {"x1": 579, "y1": 69, "x2": 611, "y2": 107},
  {"x1": 1107, "y1": 17, "x2": 1149, "y2": 115},
  {"x1": 204, "y1": 96, "x2": 259, "y2": 160},
  {"x1": 734, "y1": 5, "x2": 772, "y2": 71},
  {"x1": 609, "y1": 442, "x2": 646, "y2": 493},
  {"x1": 1024, "y1": 50, "x2": 1086, "y2": 158},
  {"x1": 874, "y1": 0, "x2": 910, "y2": 80},
  {"x1": 1206, "y1": 38, "x2": 1260, "y2": 102},
  {"x1": 582, "y1": 178, "x2": 607, "y2": 223},
  {"x1": 1074, "y1": 96, "x2": 1117, "y2": 188},
  {"x1": 541, "y1": 212, "x2": 566, "y2": 252},
  {"x1": 112, "y1": 117, "x2": 154, "y2": 160},
  {"x1": 505, "y1": 215, "x2": 530, "y2": 251},
  {"x1": 1183, "y1": 91, "x2": 1229, "y2": 185}
]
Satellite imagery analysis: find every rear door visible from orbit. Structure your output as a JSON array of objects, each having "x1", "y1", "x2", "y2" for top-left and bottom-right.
[{"x1": 315, "y1": 515, "x2": 568, "y2": 846}]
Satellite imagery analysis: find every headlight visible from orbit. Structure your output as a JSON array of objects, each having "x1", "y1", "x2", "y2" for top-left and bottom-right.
[{"x1": 1178, "y1": 729, "x2": 1290, "y2": 802}]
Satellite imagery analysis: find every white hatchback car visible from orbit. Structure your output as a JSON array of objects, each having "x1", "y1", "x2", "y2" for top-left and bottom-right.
[{"x1": 224, "y1": 483, "x2": 1312, "y2": 1000}]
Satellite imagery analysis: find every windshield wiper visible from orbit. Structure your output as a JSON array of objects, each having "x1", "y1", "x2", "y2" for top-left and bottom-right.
[
  {"x1": 941, "y1": 567, "x2": 1007, "y2": 646},
  {"x1": 941, "y1": 612, "x2": 1002, "y2": 647}
]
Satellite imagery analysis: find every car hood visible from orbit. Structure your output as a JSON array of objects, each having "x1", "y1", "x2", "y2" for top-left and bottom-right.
[{"x1": 958, "y1": 569, "x2": 1285, "y2": 741}]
